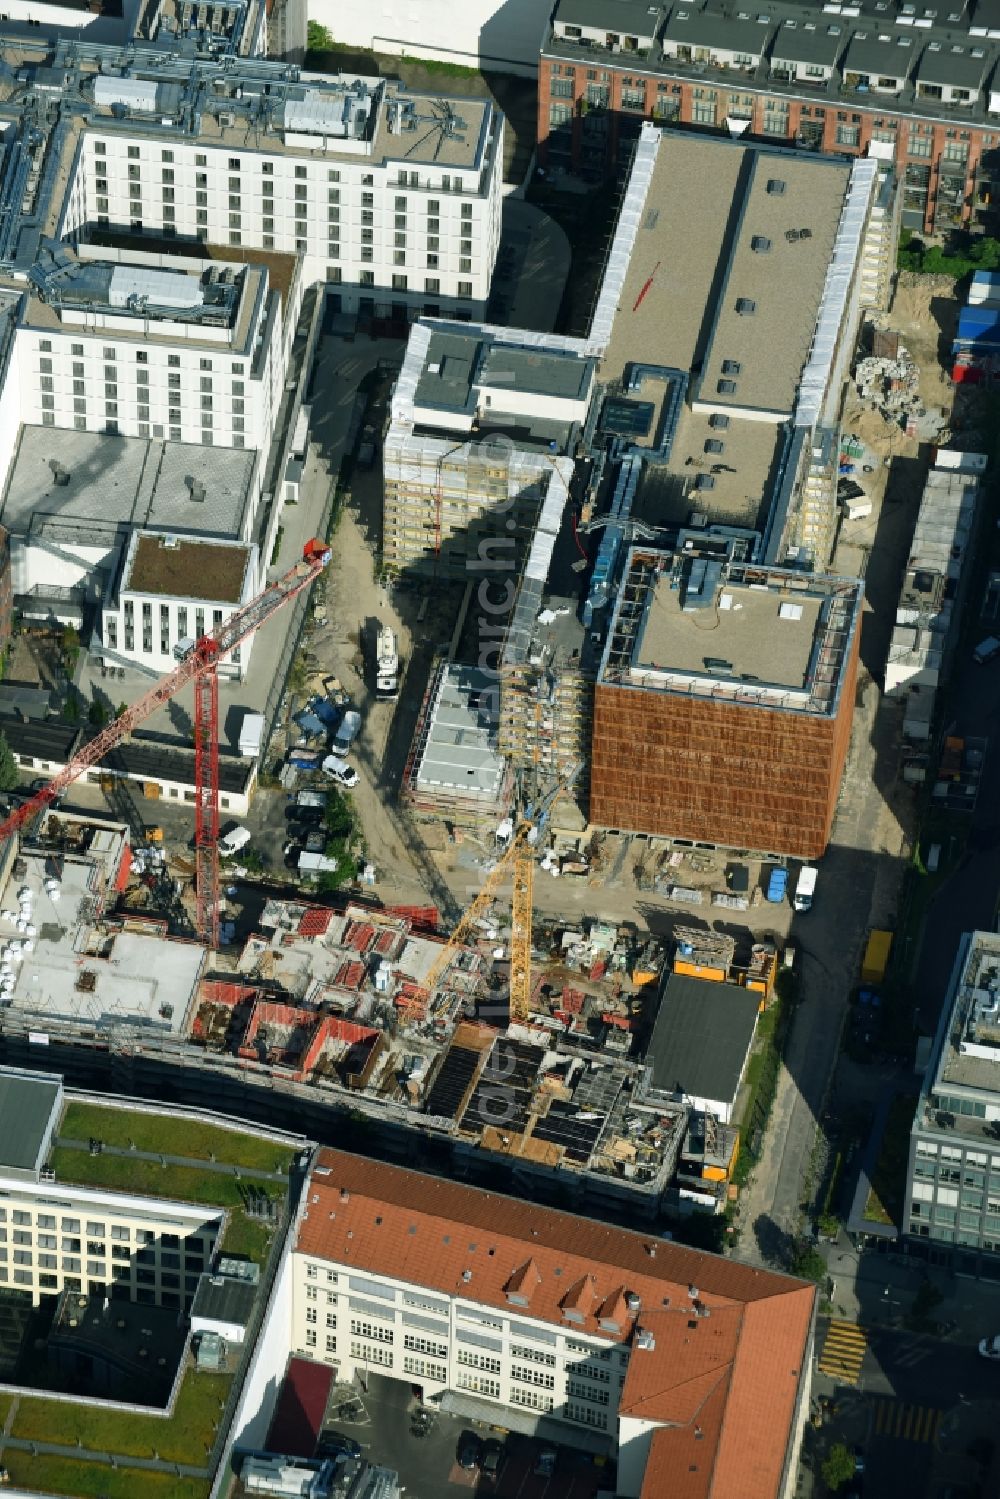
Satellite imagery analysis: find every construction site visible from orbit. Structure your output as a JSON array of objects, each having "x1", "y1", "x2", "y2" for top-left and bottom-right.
[{"x1": 0, "y1": 795, "x2": 787, "y2": 1224}]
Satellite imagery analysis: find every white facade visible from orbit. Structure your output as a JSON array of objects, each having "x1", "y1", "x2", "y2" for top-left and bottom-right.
[
  {"x1": 290, "y1": 1252, "x2": 627, "y2": 1442},
  {"x1": 309, "y1": 0, "x2": 549, "y2": 76},
  {"x1": 17, "y1": 258, "x2": 281, "y2": 454},
  {"x1": 101, "y1": 532, "x2": 258, "y2": 680},
  {"x1": 60, "y1": 80, "x2": 503, "y2": 321},
  {"x1": 0, "y1": 1171, "x2": 221, "y2": 1309}
]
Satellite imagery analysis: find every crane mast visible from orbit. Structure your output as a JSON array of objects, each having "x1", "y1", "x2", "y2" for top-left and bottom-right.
[{"x1": 0, "y1": 540, "x2": 331, "y2": 947}]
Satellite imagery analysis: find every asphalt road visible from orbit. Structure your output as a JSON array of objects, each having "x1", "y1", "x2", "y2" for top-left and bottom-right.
[
  {"x1": 815, "y1": 1319, "x2": 999, "y2": 1499},
  {"x1": 914, "y1": 649, "x2": 1000, "y2": 1033}
]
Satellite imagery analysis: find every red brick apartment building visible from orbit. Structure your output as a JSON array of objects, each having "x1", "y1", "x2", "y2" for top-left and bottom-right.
[{"x1": 538, "y1": 0, "x2": 1000, "y2": 237}]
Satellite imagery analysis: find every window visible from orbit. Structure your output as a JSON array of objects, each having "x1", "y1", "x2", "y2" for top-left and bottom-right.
[
  {"x1": 350, "y1": 1320, "x2": 394, "y2": 1343},
  {"x1": 403, "y1": 1356, "x2": 446, "y2": 1380},
  {"x1": 404, "y1": 1335, "x2": 448, "y2": 1359},
  {"x1": 456, "y1": 1371, "x2": 501, "y2": 1398},
  {"x1": 510, "y1": 1387, "x2": 553, "y2": 1413},
  {"x1": 835, "y1": 124, "x2": 860, "y2": 148},
  {"x1": 457, "y1": 281, "x2": 473, "y2": 299},
  {"x1": 511, "y1": 1365, "x2": 555, "y2": 1389},
  {"x1": 350, "y1": 1341, "x2": 392, "y2": 1366},
  {"x1": 456, "y1": 1349, "x2": 501, "y2": 1372},
  {"x1": 510, "y1": 1343, "x2": 556, "y2": 1367}
]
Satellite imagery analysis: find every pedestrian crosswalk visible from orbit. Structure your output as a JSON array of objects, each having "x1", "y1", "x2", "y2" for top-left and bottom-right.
[
  {"x1": 872, "y1": 1398, "x2": 943, "y2": 1444},
  {"x1": 817, "y1": 1319, "x2": 868, "y2": 1384}
]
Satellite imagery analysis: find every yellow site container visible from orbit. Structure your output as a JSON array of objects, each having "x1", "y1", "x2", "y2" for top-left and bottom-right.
[
  {"x1": 673, "y1": 959, "x2": 726, "y2": 983},
  {"x1": 143, "y1": 782, "x2": 161, "y2": 800},
  {"x1": 861, "y1": 929, "x2": 893, "y2": 986},
  {"x1": 703, "y1": 1165, "x2": 728, "y2": 1183},
  {"x1": 631, "y1": 968, "x2": 658, "y2": 988}
]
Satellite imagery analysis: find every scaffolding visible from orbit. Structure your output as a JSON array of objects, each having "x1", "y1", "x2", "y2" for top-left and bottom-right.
[{"x1": 382, "y1": 426, "x2": 558, "y2": 580}]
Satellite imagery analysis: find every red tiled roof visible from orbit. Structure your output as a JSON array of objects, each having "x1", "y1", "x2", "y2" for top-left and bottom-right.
[
  {"x1": 297, "y1": 1151, "x2": 814, "y2": 1499},
  {"x1": 266, "y1": 1356, "x2": 333, "y2": 1458},
  {"x1": 333, "y1": 959, "x2": 366, "y2": 990},
  {"x1": 344, "y1": 920, "x2": 376, "y2": 952},
  {"x1": 298, "y1": 907, "x2": 333, "y2": 937}
]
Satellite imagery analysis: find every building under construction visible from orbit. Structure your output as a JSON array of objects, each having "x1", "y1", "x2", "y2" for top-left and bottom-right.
[
  {"x1": 382, "y1": 322, "x2": 588, "y2": 580},
  {"x1": 591, "y1": 548, "x2": 862, "y2": 859}
]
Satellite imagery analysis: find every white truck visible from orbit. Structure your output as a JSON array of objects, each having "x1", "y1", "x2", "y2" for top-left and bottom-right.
[
  {"x1": 238, "y1": 711, "x2": 265, "y2": 759},
  {"x1": 793, "y1": 865, "x2": 818, "y2": 912},
  {"x1": 375, "y1": 626, "x2": 399, "y2": 700},
  {"x1": 298, "y1": 850, "x2": 341, "y2": 876},
  {"x1": 219, "y1": 825, "x2": 251, "y2": 859}
]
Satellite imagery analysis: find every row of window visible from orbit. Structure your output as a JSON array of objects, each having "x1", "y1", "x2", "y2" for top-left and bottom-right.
[
  {"x1": 36, "y1": 340, "x2": 244, "y2": 374},
  {"x1": 98, "y1": 143, "x2": 474, "y2": 194}
]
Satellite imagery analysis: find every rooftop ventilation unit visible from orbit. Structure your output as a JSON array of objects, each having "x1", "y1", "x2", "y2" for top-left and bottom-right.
[
  {"x1": 766, "y1": 178, "x2": 786, "y2": 195},
  {"x1": 185, "y1": 477, "x2": 206, "y2": 504},
  {"x1": 48, "y1": 459, "x2": 70, "y2": 486}
]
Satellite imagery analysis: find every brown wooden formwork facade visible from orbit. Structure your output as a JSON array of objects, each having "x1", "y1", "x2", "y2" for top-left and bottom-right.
[{"x1": 589, "y1": 628, "x2": 859, "y2": 860}]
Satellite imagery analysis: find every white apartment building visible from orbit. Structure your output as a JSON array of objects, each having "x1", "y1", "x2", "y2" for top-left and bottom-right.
[
  {"x1": 0, "y1": 1069, "x2": 222, "y2": 1311},
  {"x1": 18, "y1": 243, "x2": 282, "y2": 453},
  {"x1": 288, "y1": 1149, "x2": 815, "y2": 1499},
  {"x1": 55, "y1": 70, "x2": 503, "y2": 321},
  {"x1": 101, "y1": 531, "x2": 258, "y2": 678}
]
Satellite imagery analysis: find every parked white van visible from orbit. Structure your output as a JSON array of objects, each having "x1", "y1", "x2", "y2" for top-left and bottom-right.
[
  {"x1": 219, "y1": 825, "x2": 251, "y2": 858},
  {"x1": 322, "y1": 755, "x2": 358, "y2": 789}
]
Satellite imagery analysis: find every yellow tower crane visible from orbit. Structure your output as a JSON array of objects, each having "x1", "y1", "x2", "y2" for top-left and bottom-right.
[{"x1": 407, "y1": 764, "x2": 582, "y2": 1026}]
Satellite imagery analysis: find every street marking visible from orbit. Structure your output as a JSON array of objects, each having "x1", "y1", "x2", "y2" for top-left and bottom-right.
[
  {"x1": 893, "y1": 1338, "x2": 932, "y2": 1369},
  {"x1": 873, "y1": 1398, "x2": 943, "y2": 1444},
  {"x1": 817, "y1": 1320, "x2": 868, "y2": 1384}
]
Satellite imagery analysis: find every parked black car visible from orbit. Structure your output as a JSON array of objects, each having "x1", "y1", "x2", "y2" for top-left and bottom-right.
[{"x1": 456, "y1": 1432, "x2": 483, "y2": 1471}]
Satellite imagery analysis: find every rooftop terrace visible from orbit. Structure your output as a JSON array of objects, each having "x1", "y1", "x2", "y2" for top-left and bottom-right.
[{"x1": 26, "y1": 243, "x2": 256, "y2": 347}]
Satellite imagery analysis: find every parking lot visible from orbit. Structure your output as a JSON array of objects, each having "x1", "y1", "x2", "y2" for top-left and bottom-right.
[{"x1": 330, "y1": 1375, "x2": 614, "y2": 1499}]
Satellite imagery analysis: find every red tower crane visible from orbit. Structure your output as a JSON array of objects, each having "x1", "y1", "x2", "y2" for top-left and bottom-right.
[{"x1": 0, "y1": 539, "x2": 332, "y2": 949}]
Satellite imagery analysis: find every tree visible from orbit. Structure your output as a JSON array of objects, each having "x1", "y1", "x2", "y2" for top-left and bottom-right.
[
  {"x1": 307, "y1": 20, "x2": 335, "y2": 53},
  {"x1": 821, "y1": 1443, "x2": 855, "y2": 1492},
  {"x1": 0, "y1": 730, "x2": 18, "y2": 792},
  {"x1": 790, "y1": 1238, "x2": 826, "y2": 1283},
  {"x1": 88, "y1": 700, "x2": 107, "y2": 728},
  {"x1": 817, "y1": 1212, "x2": 840, "y2": 1240}
]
